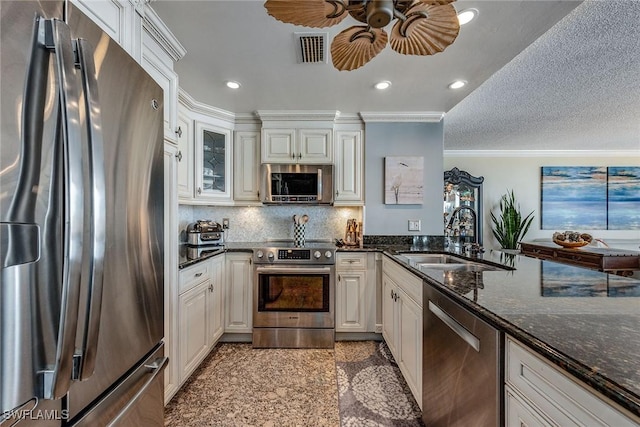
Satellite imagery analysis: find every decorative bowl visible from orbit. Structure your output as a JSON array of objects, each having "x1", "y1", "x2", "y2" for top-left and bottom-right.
[{"x1": 552, "y1": 239, "x2": 590, "y2": 248}]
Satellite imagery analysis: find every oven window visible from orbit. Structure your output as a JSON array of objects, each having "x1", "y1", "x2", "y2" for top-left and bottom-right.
[
  {"x1": 258, "y1": 274, "x2": 330, "y2": 312},
  {"x1": 272, "y1": 173, "x2": 318, "y2": 196}
]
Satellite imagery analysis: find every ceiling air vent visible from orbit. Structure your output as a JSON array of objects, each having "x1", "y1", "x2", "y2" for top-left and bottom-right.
[{"x1": 294, "y1": 32, "x2": 328, "y2": 64}]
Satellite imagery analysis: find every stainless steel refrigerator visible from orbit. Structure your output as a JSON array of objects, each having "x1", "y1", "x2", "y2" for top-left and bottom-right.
[{"x1": 1, "y1": 1, "x2": 166, "y2": 425}]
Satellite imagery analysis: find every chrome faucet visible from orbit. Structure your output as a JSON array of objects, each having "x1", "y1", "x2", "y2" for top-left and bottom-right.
[{"x1": 446, "y1": 206, "x2": 483, "y2": 255}]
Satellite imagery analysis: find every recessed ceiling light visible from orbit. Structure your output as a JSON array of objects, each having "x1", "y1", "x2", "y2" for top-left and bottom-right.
[
  {"x1": 374, "y1": 81, "x2": 392, "y2": 90},
  {"x1": 226, "y1": 81, "x2": 241, "y2": 89},
  {"x1": 448, "y1": 80, "x2": 467, "y2": 90},
  {"x1": 457, "y1": 8, "x2": 478, "y2": 25}
]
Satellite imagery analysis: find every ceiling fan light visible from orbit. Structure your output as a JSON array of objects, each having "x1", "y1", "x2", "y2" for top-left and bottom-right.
[
  {"x1": 226, "y1": 81, "x2": 241, "y2": 89},
  {"x1": 374, "y1": 81, "x2": 392, "y2": 90},
  {"x1": 457, "y1": 8, "x2": 478, "y2": 25},
  {"x1": 367, "y1": 0, "x2": 394, "y2": 28},
  {"x1": 448, "y1": 80, "x2": 466, "y2": 89}
]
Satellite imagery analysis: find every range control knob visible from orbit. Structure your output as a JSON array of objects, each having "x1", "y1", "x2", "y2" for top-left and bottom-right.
[
  {"x1": 324, "y1": 251, "x2": 333, "y2": 259},
  {"x1": 267, "y1": 251, "x2": 275, "y2": 260},
  {"x1": 256, "y1": 250, "x2": 264, "y2": 259},
  {"x1": 313, "y1": 251, "x2": 321, "y2": 259}
]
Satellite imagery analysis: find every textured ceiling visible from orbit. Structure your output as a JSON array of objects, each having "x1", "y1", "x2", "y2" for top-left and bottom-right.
[
  {"x1": 444, "y1": 0, "x2": 640, "y2": 152},
  {"x1": 151, "y1": 1, "x2": 640, "y2": 152}
]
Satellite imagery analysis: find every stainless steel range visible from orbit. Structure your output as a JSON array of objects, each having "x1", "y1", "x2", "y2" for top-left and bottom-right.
[{"x1": 252, "y1": 242, "x2": 336, "y2": 348}]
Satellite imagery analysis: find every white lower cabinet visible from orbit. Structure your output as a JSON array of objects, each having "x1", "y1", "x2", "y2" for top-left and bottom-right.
[
  {"x1": 208, "y1": 255, "x2": 225, "y2": 345},
  {"x1": 505, "y1": 336, "x2": 639, "y2": 426},
  {"x1": 381, "y1": 256, "x2": 423, "y2": 409},
  {"x1": 224, "y1": 252, "x2": 253, "y2": 333},
  {"x1": 178, "y1": 278, "x2": 209, "y2": 381},
  {"x1": 177, "y1": 254, "x2": 224, "y2": 385},
  {"x1": 335, "y1": 252, "x2": 374, "y2": 332}
]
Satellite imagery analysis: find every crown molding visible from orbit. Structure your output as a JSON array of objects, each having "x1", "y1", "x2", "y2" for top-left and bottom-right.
[
  {"x1": 444, "y1": 149, "x2": 640, "y2": 158},
  {"x1": 359, "y1": 111, "x2": 444, "y2": 123},
  {"x1": 234, "y1": 112, "x2": 261, "y2": 125},
  {"x1": 179, "y1": 89, "x2": 235, "y2": 124},
  {"x1": 143, "y1": 4, "x2": 187, "y2": 62},
  {"x1": 255, "y1": 110, "x2": 340, "y2": 122},
  {"x1": 334, "y1": 112, "x2": 363, "y2": 125}
]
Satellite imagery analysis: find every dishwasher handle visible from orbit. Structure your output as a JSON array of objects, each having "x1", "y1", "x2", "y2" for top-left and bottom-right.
[{"x1": 428, "y1": 300, "x2": 480, "y2": 352}]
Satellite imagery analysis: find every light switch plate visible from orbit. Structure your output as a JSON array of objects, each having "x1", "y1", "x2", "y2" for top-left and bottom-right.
[{"x1": 408, "y1": 220, "x2": 421, "y2": 231}]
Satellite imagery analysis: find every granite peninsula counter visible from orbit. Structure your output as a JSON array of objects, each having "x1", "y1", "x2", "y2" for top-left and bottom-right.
[
  {"x1": 177, "y1": 241, "x2": 640, "y2": 418},
  {"x1": 384, "y1": 247, "x2": 640, "y2": 419}
]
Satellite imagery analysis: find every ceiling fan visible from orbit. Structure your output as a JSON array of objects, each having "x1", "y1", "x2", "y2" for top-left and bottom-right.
[{"x1": 264, "y1": 0, "x2": 460, "y2": 71}]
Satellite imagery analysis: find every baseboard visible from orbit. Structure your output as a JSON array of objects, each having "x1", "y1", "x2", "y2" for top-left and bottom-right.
[
  {"x1": 335, "y1": 332, "x2": 383, "y2": 341},
  {"x1": 220, "y1": 333, "x2": 252, "y2": 343}
]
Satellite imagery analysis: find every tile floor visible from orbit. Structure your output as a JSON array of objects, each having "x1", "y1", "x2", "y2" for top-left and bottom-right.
[{"x1": 164, "y1": 341, "x2": 423, "y2": 426}]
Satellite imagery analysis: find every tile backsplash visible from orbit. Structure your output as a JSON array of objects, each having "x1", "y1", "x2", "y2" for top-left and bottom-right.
[{"x1": 179, "y1": 205, "x2": 363, "y2": 243}]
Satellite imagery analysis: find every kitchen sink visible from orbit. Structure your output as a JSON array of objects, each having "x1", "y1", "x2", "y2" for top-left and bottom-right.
[
  {"x1": 416, "y1": 262, "x2": 504, "y2": 272},
  {"x1": 394, "y1": 253, "x2": 506, "y2": 272},
  {"x1": 394, "y1": 254, "x2": 465, "y2": 266}
]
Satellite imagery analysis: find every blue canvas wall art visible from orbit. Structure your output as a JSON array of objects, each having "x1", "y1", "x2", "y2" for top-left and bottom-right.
[
  {"x1": 541, "y1": 166, "x2": 607, "y2": 230},
  {"x1": 607, "y1": 166, "x2": 640, "y2": 230}
]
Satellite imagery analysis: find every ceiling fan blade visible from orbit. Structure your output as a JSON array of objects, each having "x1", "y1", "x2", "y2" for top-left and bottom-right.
[
  {"x1": 264, "y1": 0, "x2": 349, "y2": 28},
  {"x1": 330, "y1": 25, "x2": 388, "y2": 71},
  {"x1": 415, "y1": 0, "x2": 456, "y2": 5},
  {"x1": 390, "y1": 2, "x2": 459, "y2": 56}
]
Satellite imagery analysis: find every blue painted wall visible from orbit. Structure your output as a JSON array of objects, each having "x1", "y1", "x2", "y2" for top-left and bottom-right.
[{"x1": 364, "y1": 122, "x2": 444, "y2": 235}]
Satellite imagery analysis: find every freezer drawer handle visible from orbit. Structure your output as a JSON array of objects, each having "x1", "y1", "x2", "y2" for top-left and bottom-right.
[
  {"x1": 428, "y1": 300, "x2": 480, "y2": 352},
  {"x1": 107, "y1": 357, "x2": 168, "y2": 427}
]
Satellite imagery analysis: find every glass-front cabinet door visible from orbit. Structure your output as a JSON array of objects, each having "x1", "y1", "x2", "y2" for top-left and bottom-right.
[
  {"x1": 444, "y1": 167, "x2": 484, "y2": 245},
  {"x1": 195, "y1": 121, "x2": 232, "y2": 202}
]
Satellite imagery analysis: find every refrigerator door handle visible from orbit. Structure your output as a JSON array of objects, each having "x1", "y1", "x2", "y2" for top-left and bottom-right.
[
  {"x1": 106, "y1": 357, "x2": 169, "y2": 427},
  {"x1": 40, "y1": 18, "x2": 85, "y2": 401},
  {"x1": 73, "y1": 38, "x2": 106, "y2": 382}
]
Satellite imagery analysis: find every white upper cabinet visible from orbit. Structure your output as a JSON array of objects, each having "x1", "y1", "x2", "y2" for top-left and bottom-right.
[
  {"x1": 194, "y1": 121, "x2": 232, "y2": 203},
  {"x1": 176, "y1": 109, "x2": 194, "y2": 201},
  {"x1": 298, "y1": 128, "x2": 333, "y2": 163},
  {"x1": 261, "y1": 129, "x2": 296, "y2": 163},
  {"x1": 261, "y1": 128, "x2": 332, "y2": 164},
  {"x1": 334, "y1": 130, "x2": 364, "y2": 205},
  {"x1": 233, "y1": 131, "x2": 261, "y2": 203},
  {"x1": 69, "y1": 0, "x2": 133, "y2": 49}
]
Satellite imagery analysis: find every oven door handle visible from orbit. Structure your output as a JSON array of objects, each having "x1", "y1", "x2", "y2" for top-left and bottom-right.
[{"x1": 255, "y1": 266, "x2": 333, "y2": 275}]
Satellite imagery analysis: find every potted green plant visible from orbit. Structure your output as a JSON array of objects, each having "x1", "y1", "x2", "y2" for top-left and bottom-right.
[{"x1": 490, "y1": 190, "x2": 534, "y2": 251}]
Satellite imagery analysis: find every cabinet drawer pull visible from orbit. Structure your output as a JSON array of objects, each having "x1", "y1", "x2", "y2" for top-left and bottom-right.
[
  {"x1": 175, "y1": 150, "x2": 182, "y2": 162},
  {"x1": 194, "y1": 272, "x2": 203, "y2": 278}
]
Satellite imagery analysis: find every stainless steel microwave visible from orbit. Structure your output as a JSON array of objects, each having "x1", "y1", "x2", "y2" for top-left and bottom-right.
[{"x1": 261, "y1": 164, "x2": 334, "y2": 205}]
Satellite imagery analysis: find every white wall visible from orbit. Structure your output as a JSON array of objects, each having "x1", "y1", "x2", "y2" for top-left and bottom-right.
[
  {"x1": 365, "y1": 122, "x2": 444, "y2": 235},
  {"x1": 444, "y1": 153, "x2": 640, "y2": 250}
]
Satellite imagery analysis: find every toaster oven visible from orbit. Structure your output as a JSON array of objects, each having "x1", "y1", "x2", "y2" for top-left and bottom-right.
[{"x1": 186, "y1": 220, "x2": 224, "y2": 246}]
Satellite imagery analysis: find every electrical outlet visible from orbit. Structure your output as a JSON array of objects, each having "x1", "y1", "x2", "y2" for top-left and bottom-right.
[
  {"x1": 408, "y1": 219, "x2": 421, "y2": 231},
  {"x1": 222, "y1": 218, "x2": 229, "y2": 229}
]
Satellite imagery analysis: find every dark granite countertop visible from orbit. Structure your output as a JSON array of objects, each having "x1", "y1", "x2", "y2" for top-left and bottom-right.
[
  {"x1": 177, "y1": 241, "x2": 640, "y2": 417},
  {"x1": 384, "y1": 247, "x2": 640, "y2": 418}
]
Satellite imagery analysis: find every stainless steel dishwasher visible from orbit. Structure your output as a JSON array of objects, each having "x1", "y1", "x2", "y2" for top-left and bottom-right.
[{"x1": 423, "y1": 284, "x2": 501, "y2": 426}]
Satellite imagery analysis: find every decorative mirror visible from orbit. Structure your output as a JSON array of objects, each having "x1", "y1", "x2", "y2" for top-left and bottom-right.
[{"x1": 444, "y1": 167, "x2": 484, "y2": 245}]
